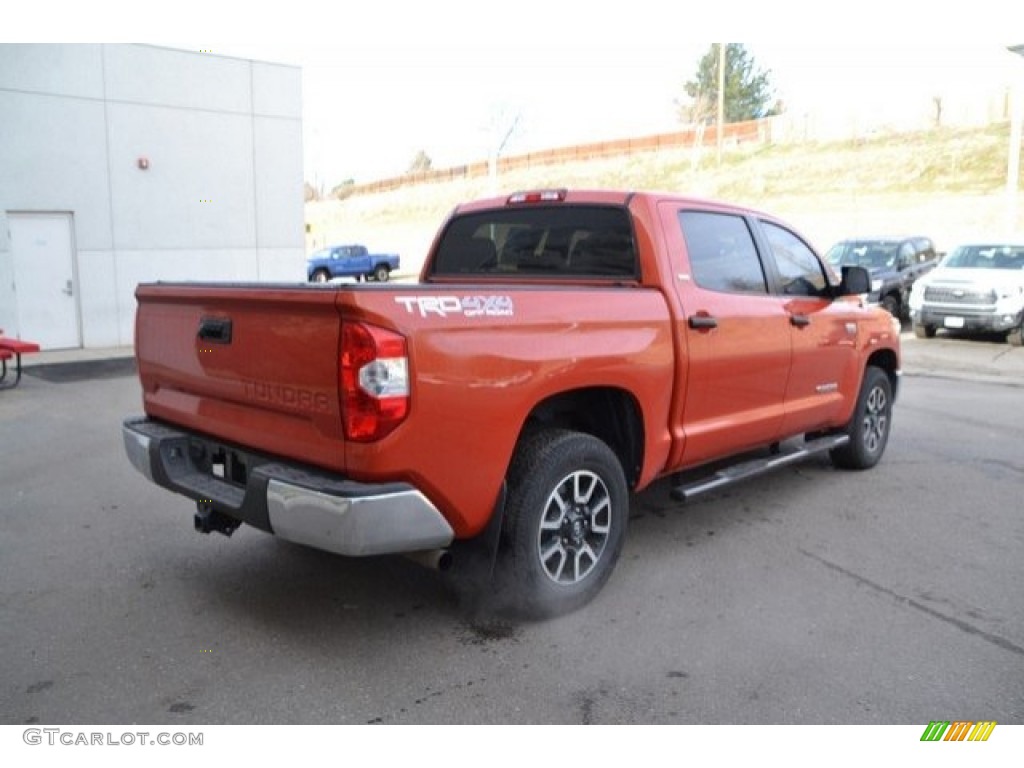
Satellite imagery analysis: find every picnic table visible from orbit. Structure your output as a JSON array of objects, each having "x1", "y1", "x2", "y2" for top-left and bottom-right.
[{"x1": 0, "y1": 331, "x2": 41, "y2": 389}]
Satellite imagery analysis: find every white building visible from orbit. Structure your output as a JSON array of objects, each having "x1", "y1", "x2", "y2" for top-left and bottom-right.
[{"x1": 0, "y1": 44, "x2": 303, "y2": 349}]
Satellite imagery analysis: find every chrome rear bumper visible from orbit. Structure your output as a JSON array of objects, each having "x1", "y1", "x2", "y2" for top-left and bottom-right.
[{"x1": 122, "y1": 417, "x2": 453, "y2": 556}]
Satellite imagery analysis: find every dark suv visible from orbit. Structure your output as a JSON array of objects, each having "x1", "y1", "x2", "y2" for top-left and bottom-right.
[{"x1": 825, "y1": 236, "x2": 939, "y2": 318}]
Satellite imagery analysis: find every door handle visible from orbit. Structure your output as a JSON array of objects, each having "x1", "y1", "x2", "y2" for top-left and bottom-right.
[
  {"x1": 790, "y1": 314, "x2": 811, "y2": 327},
  {"x1": 688, "y1": 315, "x2": 718, "y2": 330},
  {"x1": 62, "y1": 279, "x2": 73, "y2": 297}
]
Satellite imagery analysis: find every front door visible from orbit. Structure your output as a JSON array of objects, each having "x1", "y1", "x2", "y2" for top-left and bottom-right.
[
  {"x1": 756, "y1": 219, "x2": 860, "y2": 435},
  {"x1": 9, "y1": 212, "x2": 80, "y2": 349}
]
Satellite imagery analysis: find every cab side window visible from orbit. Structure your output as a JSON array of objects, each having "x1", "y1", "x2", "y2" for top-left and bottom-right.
[
  {"x1": 899, "y1": 242, "x2": 915, "y2": 269},
  {"x1": 761, "y1": 221, "x2": 829, "y2": 297},
  {"x1": 678, "y1": 211, "x2": 768, "y2": 294}
]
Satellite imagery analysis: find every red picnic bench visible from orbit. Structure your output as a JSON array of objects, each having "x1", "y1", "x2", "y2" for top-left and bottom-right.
[{"x1": 0, "y1": 331, "x2": 41, "y2": 389}]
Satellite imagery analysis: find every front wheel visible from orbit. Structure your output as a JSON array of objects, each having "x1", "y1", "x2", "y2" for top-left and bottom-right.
[
  {"x1": 310, "y1": 269, "x2": 330, "y2": 283},
  {"x1": 500, "y1": 430, "x2": 629, "y2": 618},
  {"x1": 830, "y1": 366, "x2": 893, "y2": 470},
  {"x1": 880, "y1": 294, "x2": 900, "y2": 318},
  {"x1": 373, "y1": 265, "x2": 390, "y2": 282}
]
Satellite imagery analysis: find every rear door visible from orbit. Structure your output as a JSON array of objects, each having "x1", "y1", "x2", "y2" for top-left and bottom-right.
[
  {"x1": 660, "y1": 205, "x2": 792, "y2": 466},
  {"x1": 346, "y1": 246, "x2": 372, "y2": 276}
]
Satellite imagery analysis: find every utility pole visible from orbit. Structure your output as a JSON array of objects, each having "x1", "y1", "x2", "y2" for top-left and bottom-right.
[
  {"x1": 1007, "y1": 45, "x2": 1024, "y2": 233},
  {"x1": 717, "y1": 43, "x2": 725, "y2": 165}
]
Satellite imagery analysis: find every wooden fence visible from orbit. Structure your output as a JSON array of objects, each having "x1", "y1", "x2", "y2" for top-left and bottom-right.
[{"x1": 345, "y1": 118, "x2": 773, "y2": 197}]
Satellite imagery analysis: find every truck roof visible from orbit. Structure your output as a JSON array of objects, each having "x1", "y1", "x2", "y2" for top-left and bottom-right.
[{"x1": 451, "y1": 188, "x2": 770, "y2": 218}]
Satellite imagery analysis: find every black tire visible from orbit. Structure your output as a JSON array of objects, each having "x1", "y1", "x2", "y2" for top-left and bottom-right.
[
  {"x1": 310, "y1": 269, "x2": 330, "y2": 283},
  {"x1": 913, "y1": 322, "x2": 936, "y2": 339},
  {"x1": 499, "y1": 429, "x2": 629, "y2": 618},
  {"x1": 1008, "y1": 321, "x2": 1023, "y2": 347},
  {"x1": 373, "y1": 264, "x2": 390, "y2": 282},
  {"x1": 830, "y1": 366, "x2": 893, "y2": 470},
  {"x1": 880, "y1": 294, "x2": 900, "y2": 318}
]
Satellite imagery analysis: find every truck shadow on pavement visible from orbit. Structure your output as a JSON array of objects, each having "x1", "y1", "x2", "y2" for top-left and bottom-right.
[
  {"x1": 160, "y1": 459, "x2": 834, "y2": 638},
  {"x1": 168, "y1": 534, "x2": 460, "y2": 623}
]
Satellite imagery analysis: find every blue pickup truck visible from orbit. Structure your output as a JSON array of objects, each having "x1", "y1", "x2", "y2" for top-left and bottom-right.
[{"x1": 306, "y1": 244, "x2": 401, "y2": 283}]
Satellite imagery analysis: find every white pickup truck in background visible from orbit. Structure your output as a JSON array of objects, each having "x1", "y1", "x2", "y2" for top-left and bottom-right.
[{"x1": 909, "y1": 242, "x2": 1024, "y2": 346}]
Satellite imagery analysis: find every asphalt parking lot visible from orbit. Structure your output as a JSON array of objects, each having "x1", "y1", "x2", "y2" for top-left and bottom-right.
[{"x1": 1, "y1": 334, "x2": 1022, "y2": 724}]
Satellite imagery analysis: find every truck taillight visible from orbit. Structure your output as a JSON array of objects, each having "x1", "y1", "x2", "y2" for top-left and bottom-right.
[{"x1": 341, "y1": 322, "x2": 409, "y2": 442}]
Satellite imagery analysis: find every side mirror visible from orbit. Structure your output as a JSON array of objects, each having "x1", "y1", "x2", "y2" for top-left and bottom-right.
[{"x1": 840, "y1": 265, "x2": 871, "y2": 296}]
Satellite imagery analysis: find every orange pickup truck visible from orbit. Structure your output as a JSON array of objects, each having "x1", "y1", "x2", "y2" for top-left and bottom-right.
[{"x1": 123, "y1": 189, "x2": 900, "y2": 616}]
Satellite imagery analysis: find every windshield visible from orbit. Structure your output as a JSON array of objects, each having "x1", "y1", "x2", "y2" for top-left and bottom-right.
[
  {"x1": 825, "y1": 241, "x2": 898, "y2": 270},
  {"x1": 429, "y1": 205, "x2": 637, "y2": 279},
  {"x1": 941, "y1": 245, "x2": 1024, "y2": 270}
]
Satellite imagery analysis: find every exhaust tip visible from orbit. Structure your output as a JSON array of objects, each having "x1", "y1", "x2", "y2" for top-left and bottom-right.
[{"x1": 403, "y1": 549, "x2": 453, "y2": 572}]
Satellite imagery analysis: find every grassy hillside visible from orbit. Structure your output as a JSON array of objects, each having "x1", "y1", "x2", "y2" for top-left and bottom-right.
[{"x1": 305, "y1": 123, "x2": 1020, "y2": 275}]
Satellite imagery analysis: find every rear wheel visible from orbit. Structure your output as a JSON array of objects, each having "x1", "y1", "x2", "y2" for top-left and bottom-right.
[
  {"x1": 830, "y1": 366, "x2": 893, "y2": 470},
  {"x1": 913, "y1": 322, "x2": 936, "y2": 339},
  {"x1": 1008, "y1": 321, "x2": 1023, "y2": 347},
  {"x1": 500, "y1": 429, "x2": 628, "y2": 618}
]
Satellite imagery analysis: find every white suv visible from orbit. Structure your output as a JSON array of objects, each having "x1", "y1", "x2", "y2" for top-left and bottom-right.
[{"x1": 909, "y1": 243, "x2": 1024, "y2": 346}]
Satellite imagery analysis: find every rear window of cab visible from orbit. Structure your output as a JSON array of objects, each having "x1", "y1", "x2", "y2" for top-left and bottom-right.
[{"x1": 429, "y1": 205, "x2": 638, "y2": 279}]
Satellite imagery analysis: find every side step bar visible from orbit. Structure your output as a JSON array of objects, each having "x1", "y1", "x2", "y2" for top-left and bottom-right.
[{"x1": 670, "y1": 434, "x2": 850, "y2": 502}]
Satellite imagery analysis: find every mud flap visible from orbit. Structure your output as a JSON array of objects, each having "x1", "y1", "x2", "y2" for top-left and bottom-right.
[{"x1": 444, "y1": 482, "x2": 507, "y2": 605}]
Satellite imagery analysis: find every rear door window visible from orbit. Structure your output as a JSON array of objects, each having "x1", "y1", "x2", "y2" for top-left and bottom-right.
[{"x1": 678, "y1": 210, "x2": 768, "y2": 294}]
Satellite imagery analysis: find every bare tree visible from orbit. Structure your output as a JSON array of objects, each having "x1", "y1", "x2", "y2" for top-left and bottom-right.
[{"x1": 407, "y1": 150, "x2": 433, "y2": 174}]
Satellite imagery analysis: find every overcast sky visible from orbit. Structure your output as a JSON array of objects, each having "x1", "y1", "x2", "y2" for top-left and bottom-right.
[
  {"x1": 212, "y1": 40, "x2": 1022, "y2": 187},
  {"x1": 12, "y1": 0, "x2": 1024, "y2": 186}
]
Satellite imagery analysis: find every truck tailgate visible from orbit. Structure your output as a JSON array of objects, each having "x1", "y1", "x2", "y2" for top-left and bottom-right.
[{"x1": 135, "y1": 283, "x2": 347, "y2": 473}]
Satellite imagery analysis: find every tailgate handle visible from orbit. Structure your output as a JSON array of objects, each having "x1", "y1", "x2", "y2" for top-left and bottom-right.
[
  {"x1": 198, "y1": 317, "x2": 233, "y2": 344},
  {"x1": 790, "y1": 314, "x2": 811, "y2": 327}
]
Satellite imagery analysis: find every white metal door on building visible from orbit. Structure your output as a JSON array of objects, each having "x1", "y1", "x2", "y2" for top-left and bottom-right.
[{"x1": 8, "y1": 212, "x2": 81, "y2": 349}]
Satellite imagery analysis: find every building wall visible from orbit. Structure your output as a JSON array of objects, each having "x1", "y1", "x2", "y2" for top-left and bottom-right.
[{"x1": 0, "y1": 44, "x2": 303, "y2": 348}]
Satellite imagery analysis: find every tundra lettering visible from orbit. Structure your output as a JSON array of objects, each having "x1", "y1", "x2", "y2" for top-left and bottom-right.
[{"x1": 243, "y1": 381, "x2": 330, "y2": 413}]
